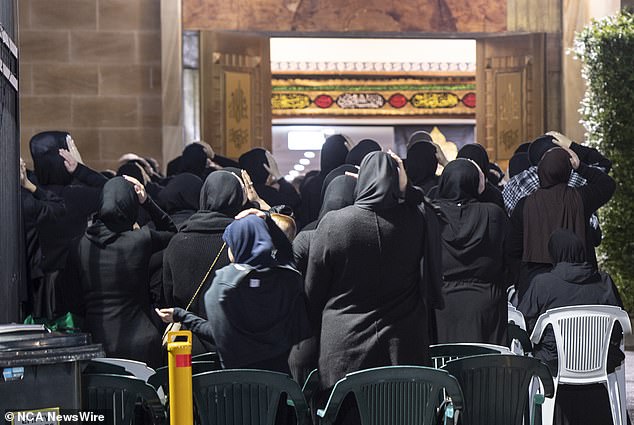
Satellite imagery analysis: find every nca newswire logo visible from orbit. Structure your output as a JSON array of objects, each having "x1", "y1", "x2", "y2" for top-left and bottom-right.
[{"x1": 5, "y1": 409, "x2": 106, "y2": 424}]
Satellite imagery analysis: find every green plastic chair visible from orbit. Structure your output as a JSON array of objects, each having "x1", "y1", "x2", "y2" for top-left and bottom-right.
[
  {"x1": 301, "y1": 368, "x2": 319, "y2": 402},
  {"x1": 83, "y1": 373, "x2": 166, "y2": 425},
  {"x1": 442, "y1": 354, "x2": 554, "y2": 425},
  {"x1": 429, "y1": 343, "x2": 512, "y2": 369},
  {"x1": 317, "y1": 366, "x2": 464, "y2": 425},
  {"x1": 192, "y1": 369, "x2": 311, "y2": 425},
  {"x1": 147, "y1": 361, "x2": 219, "y2": 392},
  {"x1": 192, "y1": 351, "x2": 220, "y2": 363}
]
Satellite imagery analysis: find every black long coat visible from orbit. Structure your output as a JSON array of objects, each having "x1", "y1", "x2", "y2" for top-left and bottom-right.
[{"x1": 304, "y1": 152, "x2": 430, "y2": 391}]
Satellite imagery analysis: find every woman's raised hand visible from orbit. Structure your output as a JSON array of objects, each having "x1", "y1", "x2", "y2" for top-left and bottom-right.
[
  {"x1": 123, "y1": 175, "x2": 148, "y2": 204},
  {"x1": 59, "y1": 148, "x2": 78, "y2": 173},
  {"x1": 155, "y1": 308, "x2": 174, "y2": 323},
  {"x1": 388, "y1": 150, "x2": 408, "y2": 194}
]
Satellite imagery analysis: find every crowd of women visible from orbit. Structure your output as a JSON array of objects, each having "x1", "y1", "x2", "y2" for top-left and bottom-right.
[{"x1": 19, "y1": 128, "x2": 622, "y2": 424}]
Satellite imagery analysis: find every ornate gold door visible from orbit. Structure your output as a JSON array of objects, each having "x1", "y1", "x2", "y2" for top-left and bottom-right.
[
  {"x1": 199, "y1": 32, "x2": 272, "y2": 159},
  {"x1": 476, "y1": 33, "x2": 546, "y2": 166}
]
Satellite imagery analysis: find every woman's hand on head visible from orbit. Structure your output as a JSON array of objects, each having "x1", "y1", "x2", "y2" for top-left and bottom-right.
[
  {"x1": 155, "y1": 308, "x2": 175, "y2": 323},
  {"x1": 432, "y1": 142, "x2": 449, "y2": 167},
  {"x1": 123, "y1": 175, "x2": 148, "y2": 204},
  {"x1": 66, "y1": 135, "x2": 84, "y2": 164},
  {"x1": 563, "y1": 146, "x2": 580, "y2": 170},
  {"x1": 388, "y1": 150, "x2": 408, "y2": 194},
  {"x1": 235, "y1": 208, "x2": 266, "y2": 220},
  {"x1": 59, "y1": 149, "x2": 78, "y2": 173}
]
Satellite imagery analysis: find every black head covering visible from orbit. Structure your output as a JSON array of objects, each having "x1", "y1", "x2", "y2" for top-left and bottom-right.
[
  {"x1": 354, "y1": 151, "x2": 401, "y2": 211},
  {"x1": 407, "y1": 130, "x2": 434, "y2": 149},
  {"x1": 548, "y1": 228, "x2": 587, "y2": 264},
  {"x1": 29, "y1": 131, "x2": 72, "y2": 186},
  {"x1": 158, "y1": 173, "x2": 202, "y2": 214},
  {"x1": 538, "y1": 148, "x2": 572, "y2": 188},
  {"x1": 181, "y1": 143, "x2": 208, "y2": 177},
  {"x1": 488, "y1": 162, "x2": 504, "y2": 186},
  {"x1": 320, "y1": 164, "x2": 358, "y2": 202},
  {"x1": 320, "y1": 135, "x2": 350, "y2": 174},
  {"x1": 199, "y1": 171, "x2": 244, "y2": 216},
  {"x1": 117, "y1": 161, "x2": 146, "y2": 184},
  {"x1": 405, "y1": 141, "x2": 438, "y2": 188},
  {"x1": 166, "y1": 156, "x2": 182, "y2": 176},
  {"x1": 318, "y1": 174, "x2": 357, "y2": 221},
  {"x1": 238, "y1": 148, "x2": 269, "y2": 185},
  {"x1": 437, "y1": 159, "x2": 480, "y2": 203},
  {"x1": 528, "y1": 135, "x2": 557, "y2": 166},
  {"x1": 345, "y1": 139, "x2": 381, "y2": 166},
  {"x1": 180, "y1": 171, "x2": 245, "y2": 233},
  {"x1": 509, "y1": 152, "x2": 531, "y2": 178},
  {"x1": 457, "y1": 144, "x2": 489, "y2": 180},
  {"x1": 96, "y1": 177, "x2": 138, "y2": 234},
  {"x1": 514, "y1": 142, "x2": 530, "y2": 154},
  {"x1": 223, "y1": 214, "x2": 276, "y2": 269}
]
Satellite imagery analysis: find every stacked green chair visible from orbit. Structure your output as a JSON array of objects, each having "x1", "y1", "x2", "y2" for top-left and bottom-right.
[
  {"x1": 147, "y1": 361, "x2": 219, "y2": 393},
  {"x1": 317, "y1": 366, "x2": 464, "y2": 425},
  {"x1": 442, "y1": 355, "x2": 554, "y2": 425},
  {"x1": 192, "y1": 369, "x2": 311, "y2": 425},
  {"x1": 83, "y1": 373, "x2": 166, "y2": 425}
]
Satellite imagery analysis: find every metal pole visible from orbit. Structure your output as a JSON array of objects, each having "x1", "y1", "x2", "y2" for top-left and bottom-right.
[{"x1": 167, "y1": 330, "x2": 194, "y2": 425}]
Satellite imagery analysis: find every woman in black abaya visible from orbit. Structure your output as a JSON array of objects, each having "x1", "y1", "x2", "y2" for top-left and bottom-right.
[
  {"x1": 456, "y1": 143, "x2": 505, "y2": 210},
  {"x1": 162, "y1": 171, "x2": 246, "y2": 354},
  {"x1": 305, "y1": 152, "x2": 430, "y2": 414},
  {"x1": 157, "y1": 173, "x2": 203, "y2": 228},
  {"x1": 404, "y1": 140, "x2": 438, "y2": 195},
  {"x1": 433, "y1": 159, "x2": 508, "y2": 345},
  {"x1": 508, "y1": 147, "x2": 616, "y2": 300},
  {"x1": 72, "y1": 177, "x2": 177, "y2": 367},
  {"x1": 518, "y1": 229, "x2": 623, "y2": 425},
  {"x1": 298, "y1": 135, "x2": 349, "y2": 227}
]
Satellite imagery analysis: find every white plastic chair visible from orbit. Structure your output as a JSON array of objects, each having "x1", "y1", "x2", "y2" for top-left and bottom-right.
[
  {"x1": 529, "y1": 305, "x2": 632, "y2": 425},
  {"x1": 508, "y1": 303, "x2": 529, "y2": 354}
]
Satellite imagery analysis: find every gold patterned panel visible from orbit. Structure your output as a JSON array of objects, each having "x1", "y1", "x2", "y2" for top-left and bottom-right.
[{"x1": 224, "y1": 71, "x2": 252, "y2": 157}]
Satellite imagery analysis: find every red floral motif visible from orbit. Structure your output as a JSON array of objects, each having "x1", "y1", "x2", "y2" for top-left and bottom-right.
[
  {"x1": 462, "y1": 92, "x2": 476, "y2": 108},
  {"x1": 314, "y1": 94, "x2": 334, "y2": 108},
  {"x1": 388, "y1": 93, "x2": 408, "y2": 108}
]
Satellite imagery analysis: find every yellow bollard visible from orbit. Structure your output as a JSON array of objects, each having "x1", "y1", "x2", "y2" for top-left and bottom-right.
[{"x1": 167, "y1": 330, "x2": 194, "y2": 425}]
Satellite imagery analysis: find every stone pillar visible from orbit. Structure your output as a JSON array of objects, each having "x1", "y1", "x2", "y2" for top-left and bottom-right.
[{"x1": 562, "y1": 0, "x2": 621, "y2": 142}]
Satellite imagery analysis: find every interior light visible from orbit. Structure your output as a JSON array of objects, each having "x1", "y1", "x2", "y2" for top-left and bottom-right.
[
  {"x1": 288, "y1": 131, "x2": 325, "y2": 150},
  {"x1": 284, "y1": 175, "x2": 294, "y2": 182},
  {"x1": 289, "y1": 170, "x2": 299, "y2": 177},
  {"x1": 304, "y1": 152, "x2": 316, "y2": 158},
  {"x1": 294, "y1": 164, "x2": 305, "y2": 171},
  {"x1": 299, "y1": 158, "x2": 310, "y2": 165}
]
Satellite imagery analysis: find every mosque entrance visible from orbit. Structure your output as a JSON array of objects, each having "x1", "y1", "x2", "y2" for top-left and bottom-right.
[{"x1": 184, "y1": 31, "x2": 549, "y2": 179}]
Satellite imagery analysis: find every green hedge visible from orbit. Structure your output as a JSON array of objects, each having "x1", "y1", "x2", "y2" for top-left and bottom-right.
[{"x1": 574, "y1": 10, "x2": 634, "y2": 311}]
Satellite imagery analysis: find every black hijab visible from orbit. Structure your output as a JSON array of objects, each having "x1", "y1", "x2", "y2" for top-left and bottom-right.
[
  {"x1": 117, "y1": 161, "x2": 146, "y2": 185},
  {"x1": 318, "y1": 175, "x2": 357, "y2": 221},
  {"x1": 405, "y1": 141, "x2": 438, "y2": 190},
  {"x1": 320, "y1": 164, "x2": 358, "y2": 202},
  {"x1": 345, "y1": 139, "x2": 381, "y2": 166},
  {"x1": 320, "y1": 135, "x2": 350, "y2": 175},
  {"x1": 522, "y1": 148, "x2": 586, "y2": 264},
  {"x1": 86, "y1": 177, "x2": 138, "y2": 246},
  {"x1": 239, "y1": 148, "x2": 269, "y2": 185},
  {"x1": 158, "y1": 173, "x2": 202, "y2": 214},
  {"x1": 548, "y1": 228, "x2": 587, "y2": 264},
  {"x1": 181, "y1": 144, "x2": 208, "y2": 178},
  {"x1": 509, "y1": 152, "x2": 531, "y2": 178},
  {"x1": 457, "y1": 144, "x2": 489, "y2": 180},
  {"x1": 180, "y1": 171, "x2": 245, "y2": 233},
  {"x1": 528, "y1": 135, "x2": 557, "y2": 166},
  {"x1": 354, "y1": 151, "x2": 401, "y2": 211},
  {"x1": 222, "y1": 215, "x2": 277, "y2": 270},
  {"x1": 434, "y1": 160, "x2": 505, "y2": 282},
  {"x1": 166, "y1": 156, "x2": 182, "y2": 176},
  {"x1": 436, "y1": 159, "x2": 480, "y2": 203},
  {"x1": 29, "y1": 131, "x2": 72, "y2": 186}
]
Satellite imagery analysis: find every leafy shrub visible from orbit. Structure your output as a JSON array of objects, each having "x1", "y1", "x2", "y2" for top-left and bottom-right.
[{"x1": 574, "y1": 10, "x2": 634, "y2": 310}]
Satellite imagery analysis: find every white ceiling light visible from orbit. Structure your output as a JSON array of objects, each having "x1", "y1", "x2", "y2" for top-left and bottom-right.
[
  {"x1": 294, "y1": 164, "x2": 305, "y2": 171},
  {"x1": 304, "y1": 152, "x2": 316, "y2": 158},
  {"x1": 288, "y1": 131, "x2": 325, "y2": 150},
  {"x1": 289, "y1": 170, "x2": 299, "y2": 177},
  {"x1": 299, "y1": 158, "x2": 310, "y2": 165}
]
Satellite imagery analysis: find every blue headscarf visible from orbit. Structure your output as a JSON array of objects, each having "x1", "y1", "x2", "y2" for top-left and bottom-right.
[{"x1": 222, "y1": 215, "x2": 276, "y2": 269}]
